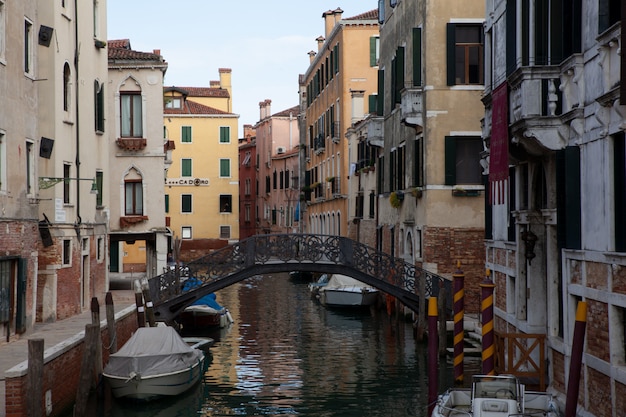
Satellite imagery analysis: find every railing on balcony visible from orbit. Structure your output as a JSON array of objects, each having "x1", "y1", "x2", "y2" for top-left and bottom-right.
[
  {"x1": 331, "y1": 121, "x2": 341, "y2": 143},
  {"x1": 400, "y1": 87, "x2": 423, "y2": 130},
  {"x1": 314, "y1": 134, "x2": 325, "y2": 154}
]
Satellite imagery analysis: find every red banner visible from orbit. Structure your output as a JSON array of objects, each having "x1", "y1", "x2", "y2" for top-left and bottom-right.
[{"x1": 489, "y1": 83, "x2": 509, "y2": 205}]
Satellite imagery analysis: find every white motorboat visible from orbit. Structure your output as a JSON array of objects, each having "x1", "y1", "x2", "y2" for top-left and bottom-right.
[
  {"x1": 103, "y1": 326, "x2": 206, "y2": 400},
  {"x1": 431, "y1": 374, "x2": 560, "y2": 417},
  {"x1": 318, "y1": 274, "x2": 379, "y2": 307}
]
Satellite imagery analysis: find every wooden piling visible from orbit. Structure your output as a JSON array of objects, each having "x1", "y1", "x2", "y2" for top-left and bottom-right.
[
  {"x1": 134, "y1": 279, "x2": 146, "y2": 327},
  {"x1": 74, "y1": 324, "x2": 99, "y2": 417},
  {"x1": 90, "y1": 297, "x2": 103, "y2": 388},
  {"x1": 27, "y1": 339, "x2": 44, "y2": 417},
  {"x1": 141, "y1": 277, "x2": 156, "y2": 327},
  {"x1": 105, "y1": 292, "x2": 117, "y2": 353}
]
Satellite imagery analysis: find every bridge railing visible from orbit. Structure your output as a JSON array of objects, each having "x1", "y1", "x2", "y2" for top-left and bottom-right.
[{"x1": 149, "y1": 234, "x2": 452, "y2": 316}]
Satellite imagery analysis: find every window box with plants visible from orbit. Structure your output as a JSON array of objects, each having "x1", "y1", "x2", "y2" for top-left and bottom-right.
[{"x1": 451, "y1": 187, "x2": 481, "y2": 197}]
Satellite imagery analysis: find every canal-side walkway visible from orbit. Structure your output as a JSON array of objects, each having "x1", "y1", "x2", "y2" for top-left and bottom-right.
[{"x1": 0, "y1": 289, "x2": 136, "y2": 416}]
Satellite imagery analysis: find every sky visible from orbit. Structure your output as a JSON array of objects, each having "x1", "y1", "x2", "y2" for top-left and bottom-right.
[{"x1": 107, "y1": 1, "x2": 377, "y2": 135}]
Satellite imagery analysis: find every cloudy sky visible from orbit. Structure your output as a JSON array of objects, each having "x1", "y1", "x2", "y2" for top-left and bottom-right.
[{"x1": 107, "y1": 1, "x2": 377, "y2": 134}]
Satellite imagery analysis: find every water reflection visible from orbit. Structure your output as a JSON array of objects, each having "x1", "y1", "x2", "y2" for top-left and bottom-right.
[{"x1": 95, "y1": 273, "x2": 478, "y2": 417}]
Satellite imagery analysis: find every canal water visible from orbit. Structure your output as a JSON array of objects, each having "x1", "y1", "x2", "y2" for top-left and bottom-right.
[{"x1": 93, "y1": 273, "x2": 479, "y2": 417}]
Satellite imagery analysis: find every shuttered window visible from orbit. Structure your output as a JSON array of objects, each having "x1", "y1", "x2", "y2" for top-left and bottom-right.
[{"x1": 412, "y1": 28, "x2": 422, "y2": 86}]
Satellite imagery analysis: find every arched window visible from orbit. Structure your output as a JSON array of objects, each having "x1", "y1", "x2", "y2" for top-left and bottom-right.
[
  {"x1": 124, "y1": 168, "x2": 143, "y2": 215},
  {"x1": 63, "y1": 63, "x2": 71, "y2": 111}
]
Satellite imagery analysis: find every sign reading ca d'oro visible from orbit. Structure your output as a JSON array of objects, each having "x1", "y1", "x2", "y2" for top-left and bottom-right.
[{"x1": 165, "y1": 178, "x2": 210, "y2": 186}]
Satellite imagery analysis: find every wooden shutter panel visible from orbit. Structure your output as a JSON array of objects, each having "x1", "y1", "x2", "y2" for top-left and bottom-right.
[
  {"x1": 506, "y1": 0, "x2": 517, "y2": 75},
  {"x1": 395, "y1": 46, "x2": 405, "y2": 104},
  {"x1": 368, "y1": 95, "x2": 377, "y2": 113},
  {"x1": 446, "y1": 23, "x2": 456, "y2": 86},
  {"x1": 370, "y1": 37, "x2": 378, "y2": 66},
  {"x1": 413, "y1": 28, "x2": 422, "y2": 86},
  {"x1": 377, "y1": 69, "x2": 385, "y2": 116},
  {"x1": 444, "y1": 136, "x2": 456, "y2": 185}
]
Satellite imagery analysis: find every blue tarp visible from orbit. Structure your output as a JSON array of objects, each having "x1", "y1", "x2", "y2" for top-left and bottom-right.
[{"x1": 182, "y1": 277, "x2": 225, "y2": 310}]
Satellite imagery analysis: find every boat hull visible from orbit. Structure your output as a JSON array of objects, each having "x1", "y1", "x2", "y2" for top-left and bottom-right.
[
  {"x1": 321, "y1": 287, "x2": 379, "y2": 307},
  {"x1": 177, "y1": 309, "x2": 222, "y2": 329},
  {"x1": 104, "y1": 356, "x2": 205, "y2": 400}
]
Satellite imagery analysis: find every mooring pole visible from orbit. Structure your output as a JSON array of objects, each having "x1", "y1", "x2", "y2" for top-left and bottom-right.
[
  {"x1": 453, "y1": 262, "x2": 465, "y2": 385},
  {"x1": 105, "y1": 292, "x2": 117, "y2": 353},
  {"x1": 134, "y1": 279, "x2": 145, "y2": 328},
  {"x1": 27, "y1": 339, "x2": 44, "y2": 417},
  {"x1": 480, "y1": 269, "x2": 496, "y2": 375},
  {"x1": 565, "y1": 301, "x2": 587, "y2": 417},
  {"x1": 428, "y1": 297, "x2": 439, "y2": 416},
  {"x1": 141, "y1": 277, "x2": 156, "y2": 327}
]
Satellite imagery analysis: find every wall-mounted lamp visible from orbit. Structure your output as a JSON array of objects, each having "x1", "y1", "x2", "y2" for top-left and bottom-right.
[
  {"x1": 39, "y1": 177, "x2": 98, "y2": 194},
  {"x1": 521, "y1": 229, "x2": 537, "y2": 264}
]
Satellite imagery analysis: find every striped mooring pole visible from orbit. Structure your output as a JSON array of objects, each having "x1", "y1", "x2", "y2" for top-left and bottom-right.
[
  {"x1": 453, "y1": 262, "x2": 465, "y2": 385},
  {"x1": 480, "y1": 269, "x2": 496, "y2": 375},
  {"x1": 427, "y1": 297, "x2": 439, "y2": 417},
  {"x1": 565, "y1": 301, "x2": 587, "y2": 417}
]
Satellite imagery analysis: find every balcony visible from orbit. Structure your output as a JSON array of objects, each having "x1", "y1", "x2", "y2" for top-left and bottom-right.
[
  {"x1": 314, "y1": 134, "x2": 325, "y2": 155},
  {"x1": 332, "y1": 121, "x2": 341, "y2": 144},
  {"x1": 508, "y1": 66, "x2": 569, "y2": 154},
  {"x1": 366, "y1": 117, "x2": 383, "y2": 148},
  {"x1": 116, "y1": 137, "x2": 147, "y2": 151},
  {"x1": 400, "y1": 88, "x2": 423, "y2": 132}
]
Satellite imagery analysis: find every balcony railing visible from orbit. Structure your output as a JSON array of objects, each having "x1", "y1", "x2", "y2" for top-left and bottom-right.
[{"x1": 400, "y1": 87, "x2": 423, "y2": 131}]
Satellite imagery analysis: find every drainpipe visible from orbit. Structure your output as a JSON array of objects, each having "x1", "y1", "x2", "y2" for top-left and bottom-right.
[{"x1": 73, "y1": 0, "x2": 82, "y2": 226}]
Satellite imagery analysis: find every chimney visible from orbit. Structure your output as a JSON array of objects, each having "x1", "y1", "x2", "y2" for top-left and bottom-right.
[
  {"x1": 323, "y1": 9, "x2": 334, "y2": 38},
  {"x1": 153, "y1": 49, "x2": 161, "y2": 56},
  {"x1": 210, "y1": 80, "x2": 220, "y2": 88},
  {"x1": 259, "y1": 99, "x2": 272, "y2": 120},
  {"x1": 350, "y1": 90, "x2": 366, "y2": 124},
  {"x1": 218, "y1": 68, "x2": 232, "y2": 112},
  {"x1": 308, "y1": 50, "x2": 317, "y2": 64},
  {"x1": 316, "y1": 36, "x2": 325, "y2": 52}
]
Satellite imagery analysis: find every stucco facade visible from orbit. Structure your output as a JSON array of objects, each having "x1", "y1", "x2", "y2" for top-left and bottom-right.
[
  {"x1": 300, "y1": 8, "x2": 380, "y2": 237},
  {"x1": 35, "y1": 0, "x2": 109, "y2": 321},
  {"x1": 484, "y1": 1, "x2": 626, "y2": 415},
  {"x1": 107, "y1": 39, "x2": 170, "y2": 280},
  {"x1": 164, "y1": 70, "x2": 240, "y2": 260},
  {"x1": 255, "y1": 101, "x2": 300, "y2": 234}
]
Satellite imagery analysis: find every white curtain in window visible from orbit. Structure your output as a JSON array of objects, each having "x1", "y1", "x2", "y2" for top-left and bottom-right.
[{"x1": 121, "y1": 95, "x2": 131, "y2": 137}]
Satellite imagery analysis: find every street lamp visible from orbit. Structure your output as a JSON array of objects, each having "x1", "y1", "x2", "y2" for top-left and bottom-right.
[{"x1": 38, "y1": 177, "x2": 99, "y2": 194}]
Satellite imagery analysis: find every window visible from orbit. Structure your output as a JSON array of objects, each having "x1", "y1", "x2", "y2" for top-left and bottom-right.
[
  {"x1": 355, "y1": 193, "x2": 364, "y2": 218},
  {"x1": 124, "y1": 180, "x2": 143, "y2": 215},
  {"x1": 245, "y1": 178, "x2": 251, "y2": 196},
  {"x1": 378, "y1": 0, "x2": 385, "y2": 24},
  {"x1": 25, "y1": 141, "x2": 34, "y2": 195},
  {"x1": 0, "y1": 131, "x2": 5, "y2": 191},
  {"x1": 181, "y1": 126, "x2": 192, "y2": 143},
  {"x1": 181, "y1": 226, "x2": 192, "y2": 239},
  {"x1": 447, "y1": 23, "x2": 484, "y2": 85},
  {"x1": 62, "y1": 239, "x2": 71, "y2": 265},
  {"x1": 369, "y1": 36, "x2": 380, "y2": 66},
  {"x1": 0, "y1": 1, "x2": 6, "y2": 61},
  {"x1": 96, "y1": 237, "x2": 104, "y2": 262},
  {"x1": 242, "y1": 151, "x2": 251, "y2": 166},
  {"x1": 63, "y1": 63, "x2": 71, "y2": 112},
  {"x1": 181, "y1": 159, "x2": 192, "y2": 177},
  {"x1": 219, "y1": 159, "x2": 230, "y2": 177},
  {"x1": 614, "y1": 132, "x2": 626, "y2": 251},
  {"x1": 220, "y1": 195, "x2": 232, "y2": 213},
  {"x1": 120, "y1": 92, "x2": 142, "y2": 137},
  {"x1": 63, "y1": 164, "x2": 71, "y2": 204},
  {"x1": 413, "y1": 28, "x2": 422, "y2": 86},
  {"x1": 245, "y1": 204, "x2": 251, "y2": 222},
  {"x1": 93, "y1": 0, "x2": 100, "y2": 37},
  {"x1": 24, "y1": 19, "x2": 33, "y2": 74},
  {"x1": 165, "y1": 194, "x2": 169, "y2": 213},
  {"x1": 165, "y1": 97, "x2": 181, "y2": 109},
  {"x1": 181, "y1": 194, "x2": 192, "y2": 213},
  {"x1": 599, "y1": 0, "x2": 621, "y2": 33},
  {"x1": 95, "y1": 171, "x2": 103, "y2": 207},
  {"x1": 219, "y1": 126, "x2": 230, "y2": 143},
  {"x1": 369, "y1": 191, "x2": 376, "y2": 218},
  {"x1": 444, "y1": 136, "x2": 483, "y2": 185},
  {"x1": 391, "y1": 47, "x2": 405, "y2": 105},
  {"x1": 220, "y1": 226, "x2": 231, "y2": 239},
  {"x1": 94, "y1": 80, "x2": 105, "y2": 132}
]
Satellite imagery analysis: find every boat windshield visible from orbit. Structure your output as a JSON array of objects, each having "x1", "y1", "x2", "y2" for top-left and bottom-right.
[{"x1": 472, "y1": 376, "x2": 518, "y2": 400}]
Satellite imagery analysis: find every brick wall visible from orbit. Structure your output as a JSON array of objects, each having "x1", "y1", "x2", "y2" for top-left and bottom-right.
[
  {"x1": 5, "y1": 309, "x2": 138, "y2": 417},
  {"x1": 587, "y1": 367, "x2": 612, "y2": 417},
  {"x1": 587, "y1": 299, "x2": 610, "y2": 362}
]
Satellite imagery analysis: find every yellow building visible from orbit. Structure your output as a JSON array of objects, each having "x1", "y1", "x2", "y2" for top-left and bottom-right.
[
  {"x1": 300, "y1": 8, "x2": 379, "y2": 236},
  {"x1": 164, "y1": 69, "x2": 239, "y2": 260}
]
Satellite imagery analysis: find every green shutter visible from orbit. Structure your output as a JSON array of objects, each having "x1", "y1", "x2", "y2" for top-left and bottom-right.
[
  {"x1": 182, "y1": 159, "x2": 192, "y2": 177},
  {"x1": 15, "y1": 258, "x2": 27, "y2": 333},
  {"x1": 96, "y1": 171, "x2": 103, "y2": 207},
  {"x1": 182, "y1": 195, "x2": 192, "y2": 213},
  {"x1": 444, "y1": 136, "x2": 456, "y2": 185},
  {"x1": 220, "y1": 159, "x2": 230, "y2": 177},
  {"x1": 446, "y1": 23, "x2": 456, "y2": 86},
  {"x1": 334, "y1": 44, "x2": 340, "y2": 73},
  {"x1": 110, "y1": 241, "x2": 119, "y2": 272},
  {"x1": 370, "y1": 37, "x2": 378, "y2": 66},
  {"x1": 220, "y1": 126, "x2": 230, "y2": 143},
  {"x1": 506, "y1": 0, "x2": 517, "y2": 75},
  {"x1": 413, "y1": 28, "x2": 422, "y2": 86},
  {"x1": 182, "y1": 126, "x2": 191, "y2": 142},
  {"x1": 165, "y1": 194, "x2": 169, "y2": 213},
  {"x1": 377, "y1": 69, "x2": 384, "y2": 116},
  {"x1": 368, "y1": 95, "x2": 377, "y2": 113}
]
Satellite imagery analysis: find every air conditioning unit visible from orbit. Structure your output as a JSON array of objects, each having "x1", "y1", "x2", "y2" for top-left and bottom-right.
[{"x1": 277, "y1": 146, "x2": 286, "y2": 154}]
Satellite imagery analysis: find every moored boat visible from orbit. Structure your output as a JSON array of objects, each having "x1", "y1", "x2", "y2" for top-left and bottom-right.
[
  {"x1": 431, "y1": 374, "x2": 560, "y2": 417},
  {"x1": 318, "y1": 274, "x2": 379, "y2": 307},
  {"x1": 176, "y1": 277, "x2": 233, "y2": 331},
  {"x1": 103, "y1": 326, "x2": 206, "y2": 401}
]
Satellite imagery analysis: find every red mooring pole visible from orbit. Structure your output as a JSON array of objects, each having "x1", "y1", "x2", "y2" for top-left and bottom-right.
[
  {"x1": 480, "y1": 269, "x2": 496, "y2": 375},
  {"x1": 565, "y1": 301, "x2": 587, "y2": 417},
  {"x1": 428, "y1": 297, "x2": 439, "y2": 416},
  {"x1": 453, "y1": 262, "x2": 465, "y2": 385}
]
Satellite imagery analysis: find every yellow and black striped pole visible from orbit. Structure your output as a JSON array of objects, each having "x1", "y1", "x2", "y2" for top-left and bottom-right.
[
  {"x1": 480, "y1": 269, "x2": 496, "y2": 375},
  {"x1": 565, "y1": 301, "x2": 587, "y2": 417},
  {"x1": 428, "y1": 297, "x2": 439, "y2": 416},
  {"x1": 453, "y1": 262, "x2": 465, "y2": 385}
]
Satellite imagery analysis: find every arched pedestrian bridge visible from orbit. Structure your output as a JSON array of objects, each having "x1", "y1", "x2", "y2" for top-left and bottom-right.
[{"x1": 147, "y1": 234, "x2": 451, "y2": 323}]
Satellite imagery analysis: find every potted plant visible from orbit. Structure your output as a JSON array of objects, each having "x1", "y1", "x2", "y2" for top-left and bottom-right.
[{"x1": 389, "y1": 191, "x2": 404, "y2": 208}]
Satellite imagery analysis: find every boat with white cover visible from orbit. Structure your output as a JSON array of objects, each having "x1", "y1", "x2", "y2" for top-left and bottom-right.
[
  {"x1": 103, "y1": 326, "x2": 206, "y2": 400},
  {"x1": 318, "y1": 274, "x2": 379, "y2": 307}
]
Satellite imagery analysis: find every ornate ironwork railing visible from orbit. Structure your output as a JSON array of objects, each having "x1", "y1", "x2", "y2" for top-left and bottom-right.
[{"x1": 149, "y1": 234, "x2": 451, "y2": 317}]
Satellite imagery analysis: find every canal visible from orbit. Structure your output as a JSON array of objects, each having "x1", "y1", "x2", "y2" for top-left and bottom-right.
[{"x1": 94, "y1": 273, "x2": 479, "y2": 416}]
